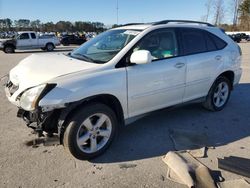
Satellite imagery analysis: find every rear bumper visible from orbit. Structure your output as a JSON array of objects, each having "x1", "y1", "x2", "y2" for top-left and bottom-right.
[{"x1": 234, "y1": 68, "x2": 242, "y2": 85}]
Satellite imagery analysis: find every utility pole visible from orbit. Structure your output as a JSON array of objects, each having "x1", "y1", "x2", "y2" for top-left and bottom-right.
[{"x1": 116, "y1": 0, "x2": 119, "y2": 25}]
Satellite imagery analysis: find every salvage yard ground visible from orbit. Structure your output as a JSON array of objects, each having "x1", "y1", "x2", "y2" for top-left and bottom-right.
[{"x1": 0, "y1": 43, "x2": 249, "y2": 188}]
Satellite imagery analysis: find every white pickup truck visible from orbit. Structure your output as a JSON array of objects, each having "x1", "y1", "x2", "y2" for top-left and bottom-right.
[{"x1": 0, "y1": 31, "x2": 60, "y2": 53}]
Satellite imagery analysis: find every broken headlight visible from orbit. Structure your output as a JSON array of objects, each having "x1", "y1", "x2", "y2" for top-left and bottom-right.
[{"x1": 20, "y1": 84, "x2": 56, "y2": 111}]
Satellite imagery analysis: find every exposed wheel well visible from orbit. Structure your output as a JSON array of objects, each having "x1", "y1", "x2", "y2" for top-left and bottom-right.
[
  {"x1": 58, "y1": 94, "x2": 124, "y2": 143},
  {"x1": 46, "y1": 42, "x2": 55, "y2": 47},
  {"x1": 4, "y1": 43, "x2": 16, "y2": 49},
  {"x1": 218, "y1": 71, "x2": 234, "y2": 89},
  {"x1": 4, "y1": 44, "x2": 15, "y2": 49}
]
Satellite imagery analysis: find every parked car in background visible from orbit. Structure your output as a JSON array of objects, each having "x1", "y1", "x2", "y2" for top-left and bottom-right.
[
  {"x1": 60, "y1": 34, "x2": 87, "y2": 46},
  {"x1": 0, "y1": 31, "x2": 17, "y2": 39},
  {"x1": 228, "y1": 34, "x2": 241, "y2": 43},
  {"x1": 4, "y1": 20, "x2": 242, "y2": 160},
  {"x1": 0, "y1": 31, "x2": 60, "y2": 53},
  {"x1": 238, "y1": 33, "x2": 249, "y2": 40}
]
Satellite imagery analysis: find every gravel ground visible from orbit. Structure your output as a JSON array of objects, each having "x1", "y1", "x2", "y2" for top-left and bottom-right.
[{"x1": 0, "y1": 44, "x2": 249, "y2": 188}]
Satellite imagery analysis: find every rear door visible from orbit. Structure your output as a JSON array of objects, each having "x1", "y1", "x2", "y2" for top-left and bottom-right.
[
  {"x1": 126, "y1": 28, "x2": 186, "y2": 117},
  {"x1": 29, "y1": 33, "x2": 38, "y2": 47},
  {"x1": 180, "y1": 28, "x2": 227, "y2": 102}
]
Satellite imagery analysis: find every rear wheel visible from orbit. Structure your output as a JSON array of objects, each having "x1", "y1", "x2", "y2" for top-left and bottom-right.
[
  {"x1": 203, "y1": 77, "x2": 231, "y2": 111},
  {"x1": 4, "y1": 45, "x2": 15, "y2": 53},
  {"x1": 63, "y1": 103, "x2": 118, "y2": 160},
  {"x1": 62, "y1": 42, "x2": 69, "y2": 46},
  {"x1": 46, "y1": 43, "x2": 55, "y2": 51}
]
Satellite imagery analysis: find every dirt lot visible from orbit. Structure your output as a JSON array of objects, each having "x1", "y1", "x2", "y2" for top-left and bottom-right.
[{"x1": 0, "y1": 44, "x2": 249, "y2": 188}]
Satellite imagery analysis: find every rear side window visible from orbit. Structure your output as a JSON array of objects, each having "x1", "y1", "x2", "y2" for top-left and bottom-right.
[
  {"x1": 181, "y1": 29, "x2": 206, "y2": 55},
  {"x1": 205, "y1": 33, "x2": 217, "y2": 51},
  {"x1": 207, "y1": 32, "x2": 227, "y2": 50},
  {"x1": 30, "y1": 33, "x2": 36, "y2": 39},
  {"x1": 181, "y1": 28, "x2": 227, "y2": 55}
]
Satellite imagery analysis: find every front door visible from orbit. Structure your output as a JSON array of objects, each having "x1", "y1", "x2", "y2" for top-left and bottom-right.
[
  {"x1": 16, "y1": 33, "x2": 32, "y2": 49},
  {"x1": 126, "y1": 28, "x2": 186, "y2": 117}
]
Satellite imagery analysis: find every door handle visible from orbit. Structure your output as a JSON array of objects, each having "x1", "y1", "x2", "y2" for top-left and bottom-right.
[
  {"x1": 215, "y1": 55, "x2": 222, "y2": 61},
  {"x1": 174, "y1": 62, "x2": 185, "y2": 68}
]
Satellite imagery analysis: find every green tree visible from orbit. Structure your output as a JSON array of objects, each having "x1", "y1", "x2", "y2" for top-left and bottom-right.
[
  {"x1": 0, "y1": 18, "x2": 12, "y2": 31},
  {"x1": 30, "y1": 19, "x2": 41, "y2": 31},
  {"x1": 239, "y1": 0, "x2": 250, "y2": 30}
]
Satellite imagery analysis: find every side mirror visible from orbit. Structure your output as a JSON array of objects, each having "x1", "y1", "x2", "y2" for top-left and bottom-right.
[{"x1": 130, "y1": 50, "x2": 152, "y2": 65}]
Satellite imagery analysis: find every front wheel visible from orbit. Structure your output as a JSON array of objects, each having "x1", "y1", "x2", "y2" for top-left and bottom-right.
[
  {"x1": 203, "y1": 77, "x2": 231, "y2": 111},
  {"x1": 4, "y1": 45, "x2": 15, "y2": 53},
  {"x1": 63, "y1": 103, "x2": 118, "y2": 160}
]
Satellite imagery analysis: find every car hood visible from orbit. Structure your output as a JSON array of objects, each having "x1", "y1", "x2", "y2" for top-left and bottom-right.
[
  {"x1": 0, "y1": 38, "x2": 14, "y2": 43},
  {"x1": 9, "y1": 53, "x2": 100, "y2": 90}
]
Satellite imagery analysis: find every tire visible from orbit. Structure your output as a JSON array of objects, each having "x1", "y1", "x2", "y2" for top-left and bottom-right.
[
  {"x1": 203, "y1": 77, "x2": 231, "y2": 111},
  {"x1": 4, "y1": 45, "x2": 15, "y2": 53},
  {"x1": 62, "y1": 42, "x2": 69, "y2": 46},
  {"x1": 63, "y1": 103, "x2": 118, "y2": 160},
  {"x1": 46, "y1": 43, "x2": 55, "y2": 51}
]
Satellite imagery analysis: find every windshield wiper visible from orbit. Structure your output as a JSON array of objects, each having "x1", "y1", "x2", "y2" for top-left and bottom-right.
[{"x1": 72, "y1": 53, "x2": 95, "y2": 63}]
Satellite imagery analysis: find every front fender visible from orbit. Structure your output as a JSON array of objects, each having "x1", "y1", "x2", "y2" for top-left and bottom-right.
[{"x1": 39, "y1": 68, "x2": 128, "y2": 118}]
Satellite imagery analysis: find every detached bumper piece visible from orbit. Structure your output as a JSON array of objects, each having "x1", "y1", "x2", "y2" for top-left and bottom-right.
[{"x1": 218, "y1": 156, "x2": 250, "y2": 178}]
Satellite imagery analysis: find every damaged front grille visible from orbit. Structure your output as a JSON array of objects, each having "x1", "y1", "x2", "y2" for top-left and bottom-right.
[{"x1": 5, "y1": 80, "x2": 19, "y2": 96}]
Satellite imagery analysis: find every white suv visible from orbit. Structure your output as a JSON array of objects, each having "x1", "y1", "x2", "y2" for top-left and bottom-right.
[{"x1": 4, "y1": 20, "x2": 242, "y2": 160}]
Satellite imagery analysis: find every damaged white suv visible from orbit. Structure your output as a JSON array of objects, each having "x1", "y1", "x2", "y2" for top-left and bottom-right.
[{"x1": 4, "y1": 20, "x2": 242, "y2": 160}]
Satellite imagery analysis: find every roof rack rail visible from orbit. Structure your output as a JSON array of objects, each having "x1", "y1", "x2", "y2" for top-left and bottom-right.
[
  {"x1": 153, "y1": 20, "x2": 214, "y2": 27},
  {"x1": 122, "y1": 23, "x2": 144, "y2": 26}
]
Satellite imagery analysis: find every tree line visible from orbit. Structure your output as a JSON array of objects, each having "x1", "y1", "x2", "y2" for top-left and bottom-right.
[
  {"x1": 204, "y1": 0, "x2": 250, "y2": 31},
  {"x1": 0, "y1": 19, "x2": 106, "y2": 33}
]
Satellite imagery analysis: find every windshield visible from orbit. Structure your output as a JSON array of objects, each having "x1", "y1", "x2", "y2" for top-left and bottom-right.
[
  {"x1": 15, "y1": 34, "x2": 20, "y2": 39},
  {"x1": 70, "y1": 29, "x2": 141, "y2": 64}
]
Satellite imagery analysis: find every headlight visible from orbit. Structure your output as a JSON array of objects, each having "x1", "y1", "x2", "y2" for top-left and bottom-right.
[
  {"x1": 20, "y1": 84, "x2": 47, "y2": 111},
  {"x1": 19, "y1": 84, "x2": 57, "y2": 111}
]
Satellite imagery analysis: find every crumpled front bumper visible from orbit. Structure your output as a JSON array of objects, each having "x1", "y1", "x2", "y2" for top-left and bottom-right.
[{"x1": 17, "y1": 107, "x2": 59, "y2": 136}]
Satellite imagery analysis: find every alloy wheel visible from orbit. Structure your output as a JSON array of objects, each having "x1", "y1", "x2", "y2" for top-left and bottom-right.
[{"x1": 76, "y1": 113, "x2": 112, "y2": 154}]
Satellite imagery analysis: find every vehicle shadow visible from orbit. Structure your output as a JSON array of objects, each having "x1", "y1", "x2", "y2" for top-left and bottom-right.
[{"x1": 92, "y1": 83, "x2": 250, "y2": 163}]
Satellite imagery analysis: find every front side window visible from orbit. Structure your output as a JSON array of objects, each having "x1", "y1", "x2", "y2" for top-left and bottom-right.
[
  {"x1": 19, "y1": 33, "x2": 29, "y2": 40},
  {"x1": 70, "y1": 29, "x2": 141, "y2": 64},
  {"x1": 132, "y1": 29, "x2": 178, "y2": 60}
]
